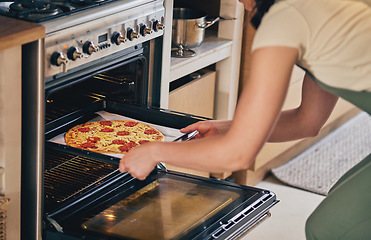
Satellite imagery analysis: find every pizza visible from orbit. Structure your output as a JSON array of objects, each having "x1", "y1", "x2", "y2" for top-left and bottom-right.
[{"x1": 65, "y1": 120, "x2": 164, "y2": 154}]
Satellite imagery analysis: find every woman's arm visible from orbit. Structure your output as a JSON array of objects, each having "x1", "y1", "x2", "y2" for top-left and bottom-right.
[
  {"x1": 180, "y1": 73, "x2": 339, "y2": 142},
  {"x1": 119, "y1": 46, "x2": 298, "y2": 179},
  {"x1": 268, "y1": 73, "x2": 339, "y2": 142}
]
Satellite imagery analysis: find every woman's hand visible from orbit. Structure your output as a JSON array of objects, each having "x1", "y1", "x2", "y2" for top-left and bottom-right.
[
  {"x1": 180, "y1": 120, "x2": 232, "y2": 138},
  {"x1": 119, "y1": 142, "x2": 160, "y2": 180}
]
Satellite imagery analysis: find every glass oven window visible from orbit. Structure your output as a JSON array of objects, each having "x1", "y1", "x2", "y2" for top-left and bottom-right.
[{"x1": 81, "y1": 177, "x2": 240, "y2": 239}]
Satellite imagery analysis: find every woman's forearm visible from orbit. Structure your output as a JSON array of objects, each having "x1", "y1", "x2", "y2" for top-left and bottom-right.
[
  {"x1": 157, "y1": 134, "x2": 256, "y2": 173},
  {"x1": 268, "y1": 74, "x2": 339, "y2": 142},
  {"x1": 267, "y1": 108, "x2": 317, "y2": 142}
]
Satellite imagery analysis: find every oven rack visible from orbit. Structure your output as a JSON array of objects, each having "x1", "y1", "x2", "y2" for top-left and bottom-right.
[
  {"x1": 44, "y1": 145, "x2": 119, "y2": 203},
  {"x1": 44, "y1": 141, "x2": 132, "y2": 215}
]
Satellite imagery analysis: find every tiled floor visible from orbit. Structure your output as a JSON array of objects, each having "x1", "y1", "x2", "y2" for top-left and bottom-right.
[{"x1": 241, "y1": 175, "x2": 325, "y2": 240}]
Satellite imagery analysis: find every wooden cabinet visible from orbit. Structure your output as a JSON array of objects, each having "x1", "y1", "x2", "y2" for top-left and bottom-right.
[
  {"x1": 169, "y1": 70, "x2": 216, "y2": 118},
  {"x1": 0, "y1": 44, "x2": 22, "y2": 240}
]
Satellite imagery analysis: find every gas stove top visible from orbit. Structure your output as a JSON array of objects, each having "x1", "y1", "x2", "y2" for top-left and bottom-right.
[
  {"x1": 0, "y1": 0, "x2": 122, "y2": 22},
  {"x1": 1, "y1": 0, "x2": 165, "y2": 80}
]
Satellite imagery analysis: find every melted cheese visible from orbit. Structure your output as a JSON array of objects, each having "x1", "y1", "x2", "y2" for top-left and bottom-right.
[{"x1": 65, "y1": 120, "x2": 164, "y2": 153}]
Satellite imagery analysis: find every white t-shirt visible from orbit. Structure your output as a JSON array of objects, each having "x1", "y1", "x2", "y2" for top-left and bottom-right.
[{"x1": 251, "y1": 0, "x2": 371, "y2": 92}]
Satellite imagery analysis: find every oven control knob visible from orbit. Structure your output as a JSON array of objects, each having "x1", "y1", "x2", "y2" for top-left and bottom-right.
[
  {"x1": 67, "y1": 47, "x2": 82, "y2": 61},
  {"x1": 50, "y1": 52, "x2": 68, "y2": 72},
  {"x1": 83, "y1": 41, "x2": 98, "y2": 55},
  {"x1": 111, "y1": 31, "x2": 126, "y2": 45},
  {"x1": 153, "y1": 19, "x2": 165, "y2": 32},
  {"x1": 140, "y1": 24, "x2": 152, "y2": 37},
  {"x1": 127, "y1": 28, "x2": 140, "y2": 41}
]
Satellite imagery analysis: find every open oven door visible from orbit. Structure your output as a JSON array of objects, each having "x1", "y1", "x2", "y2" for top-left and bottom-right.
[{"x1": 43, "y1": 102, "x2": 279, "y2": 240}]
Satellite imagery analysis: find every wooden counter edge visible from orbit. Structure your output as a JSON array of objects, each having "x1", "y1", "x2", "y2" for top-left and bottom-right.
[{"x1": 0, "y1": 16, "x2": 45, "y2": 50}]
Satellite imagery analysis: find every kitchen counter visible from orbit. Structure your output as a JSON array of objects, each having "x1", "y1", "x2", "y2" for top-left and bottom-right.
[{"x1": 0, "y1": 15, "x2": 45, "y2": 50}]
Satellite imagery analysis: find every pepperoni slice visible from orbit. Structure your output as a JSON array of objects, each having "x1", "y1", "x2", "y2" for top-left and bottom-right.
[
  {"x1": 117, "y1": 131, "x2": 130, "y2": 136},
  {"x1": 144, "y1": 129, "x2": 158, "y2": 135},
  {"x1": 118, "y1": 141, "x2": 137, "y2": 152},
  {"x1": 101, "y1": 128, "x2": 114, "y2": 132},
  {"x1": 127, "y1": 141, "x2": 137, "y2": 148},
  {"x1": 124, "y1": 121, "x2": 138, "y2": 127},
  {"x1": 139, "y1": 140, "x2": 150, "y2": 145},
  {"x1": 118, "y1": 144, "x2": 130, "y2": 152},
  {"x1": 100, "y1": 121, "x2": 112, "y2": 126},
  {"x1": 87, "y1": 137, "x2": 100, "y2": 143},
  {"x1": 80, "y1": 142, "x2": 96, "y2": 148},
  {"x1": 78, "y1": 127, "x2": 90, "y2": 132},
  {"x1": 112, "y1": 139, "x2": 127, "y2": 145}
]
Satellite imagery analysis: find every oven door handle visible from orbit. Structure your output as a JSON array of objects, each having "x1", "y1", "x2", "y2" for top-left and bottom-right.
[
  {"x1": 156, "y1": 130, "x2": 198, "y2": 172},
  {"x1": 157, "y1": 162, "x2": 168, "y2": 172},
  {"x1": 172, "y1": 130, "x2": 199, "y2": 142}
]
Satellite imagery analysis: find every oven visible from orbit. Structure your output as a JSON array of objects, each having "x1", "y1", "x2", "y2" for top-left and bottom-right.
[{"x1": 0, "y1": 0, "x2": 278, "y2": 239}]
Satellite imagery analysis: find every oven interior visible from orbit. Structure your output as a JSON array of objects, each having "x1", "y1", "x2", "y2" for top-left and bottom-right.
[
  {"x1": 43, "y1": 43, "x2": 208, "y2": 212},
  {"x1": 42, "y1": 42, "x2": 278, "y2": 240},
  {"x1": 45, "y1": 52, "x2": 146, "y2": 127}
]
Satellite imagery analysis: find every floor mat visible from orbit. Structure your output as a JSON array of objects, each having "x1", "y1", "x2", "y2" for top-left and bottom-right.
[{"x1": 271, "y1": 112, "x2": 371, "y2": 195}]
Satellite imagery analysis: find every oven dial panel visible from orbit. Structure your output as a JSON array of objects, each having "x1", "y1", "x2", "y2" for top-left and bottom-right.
[
  {"x1": 67, "y1": 47, "x2": 83, "y2": 61},
  {"x1": 111, "y1": 31, "x2": 126, "y2": 45},
  {"x1": 45, "y1": 1, "x2": 165, "y2": 79}
]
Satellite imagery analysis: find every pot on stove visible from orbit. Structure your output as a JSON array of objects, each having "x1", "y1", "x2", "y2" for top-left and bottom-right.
[{"x1": 171, "y1": 8, "x2": 219, "y2": 58}]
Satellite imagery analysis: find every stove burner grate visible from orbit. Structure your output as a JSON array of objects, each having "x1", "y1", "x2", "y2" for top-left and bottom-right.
[
  {"x1": 8, "y1": 0, "x2": 62, "y2": 19},
  {"x1": 69, "y1": 0, "x2": 106, "y2": 5},
  {"x1": 1, "y1": 0, "x2": 131, "y2": 22}
]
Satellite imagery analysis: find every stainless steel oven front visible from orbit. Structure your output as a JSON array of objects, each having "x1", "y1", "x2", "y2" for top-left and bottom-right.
[{"x1": 21, "y1": 0, "x2": 166, "y2": 239}]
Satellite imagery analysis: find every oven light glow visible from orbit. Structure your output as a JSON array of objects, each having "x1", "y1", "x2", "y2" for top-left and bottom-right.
[
  {"x1": 64, "y1": 45, "x2": 67, "y2": 49},
  {"x1": 104, "y1": 214, "x2": 116, "y2": 220}
]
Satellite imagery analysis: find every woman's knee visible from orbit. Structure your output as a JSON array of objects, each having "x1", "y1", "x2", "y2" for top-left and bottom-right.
[
  {"x1": 305, "y1": 156, "x2": 371, "y2": 240},
  {"x1": 305, "y1": 213, "x2": 317, "y2": 240},
  {"x1": 305, "y1": 209, "x2": 328, "y2": 240}
]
